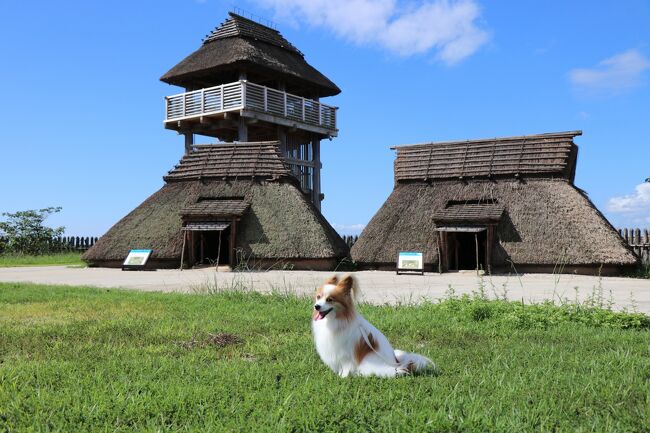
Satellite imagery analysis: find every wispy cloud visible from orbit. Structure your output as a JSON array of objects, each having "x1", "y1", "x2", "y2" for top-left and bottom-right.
[
  {"x1": 569, "y1": 49, "x2": 650, "y2": 96},
  {"x1": 606, "y1": 182, "x2": 650, "y2": 226},
  {"x1": 332, "y1": 223, "x2": 366, "y2": 235},
  {"x1": 253, "y1": 0, "x2": 489, "y2": 64}
]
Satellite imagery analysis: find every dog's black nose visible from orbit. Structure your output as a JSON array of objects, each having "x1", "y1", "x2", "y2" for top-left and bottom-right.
[{"x1": 314, "y1": 304, "x2": 321, "y2": 311}]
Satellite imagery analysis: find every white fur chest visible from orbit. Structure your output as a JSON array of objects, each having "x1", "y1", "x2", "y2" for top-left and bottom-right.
[{"x1": 312, "y1": 318, "x2": 360, "y2": 376}]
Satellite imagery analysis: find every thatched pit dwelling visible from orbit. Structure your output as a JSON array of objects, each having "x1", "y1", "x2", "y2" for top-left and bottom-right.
[
  {"x1": 83, "y1": 142, "x2": 348, "y2": 269},
  {"x1": 351, "y1": 131, "x2": 638, "y2": 275}
]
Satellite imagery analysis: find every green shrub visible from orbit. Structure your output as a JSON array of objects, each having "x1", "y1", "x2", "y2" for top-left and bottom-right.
[{"x1": 0, "y1": 207, "x2": 65, "y2": 255}]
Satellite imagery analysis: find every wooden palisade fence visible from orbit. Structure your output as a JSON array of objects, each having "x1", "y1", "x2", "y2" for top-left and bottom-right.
[
  {"x1": 342, "y1": 235, "x2": 359, "y2": 249},
  {"x1": 51, "y1": 236, "x2": 100, "y2": 252},
  {"x1": 618, "y1": 228, "x2": 649, "y2": 265}
]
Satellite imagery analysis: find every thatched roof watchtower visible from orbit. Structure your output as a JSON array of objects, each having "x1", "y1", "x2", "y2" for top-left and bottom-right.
[
  {"x1": 161, "y1": 12, "x2": 340, "y2": 210},
  {"x1": 351, "y1": 131, "x2": 638, "y2": 275},
  {"x1": 84, "y1": 13, "x2": 348, "y2": 269}
]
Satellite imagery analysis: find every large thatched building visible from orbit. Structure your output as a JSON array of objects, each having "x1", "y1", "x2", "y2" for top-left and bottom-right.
[
  {"x1": 84, "y1": 12, "x2": 349, "y2": 269},
  {"x1": 84, "y1": 142, "x2": 348, "y2": 269},
  {"x1": 351, "y1": 131, "x2": 637, "y2": 275}
]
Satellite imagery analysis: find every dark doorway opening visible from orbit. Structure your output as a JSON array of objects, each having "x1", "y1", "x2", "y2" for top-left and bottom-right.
[
  {"x1": 449, "y1": 230, "x2": 487, "y2": 271},
  {"x1": 193, "y1": 228, "x2": 231, "y2": 266}
]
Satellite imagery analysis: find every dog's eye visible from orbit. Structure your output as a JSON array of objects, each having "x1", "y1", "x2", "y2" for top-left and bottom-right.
[{"x1": 326, "y1": 297, "x2": 333, "y2": 302}]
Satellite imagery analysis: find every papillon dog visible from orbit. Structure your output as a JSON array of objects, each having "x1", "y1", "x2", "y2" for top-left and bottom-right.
[{"x1": 311, "y1": 274, "x2": 433, "y2": 377}]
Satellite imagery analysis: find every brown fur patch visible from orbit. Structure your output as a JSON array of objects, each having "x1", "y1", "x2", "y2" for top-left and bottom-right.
[
  {"x1": 324, "y1": 275, "x2": 339, "y2": 285},
  {"x1": 328, "y1": 282, "x2": 355, "y2": 321},
  {"x1": 354, "y1": 333, "x2": 378, "y2": 364}
]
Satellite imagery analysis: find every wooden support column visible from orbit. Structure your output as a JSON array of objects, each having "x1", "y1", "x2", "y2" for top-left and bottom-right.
[
  {"x1": 230, "y1": 220, "x2": 237, "y2": 266},
  {"x1": 189, "y1": 232, "x2": 195, "y2": 267},
  {"x1": 475, "y1": 232, "x2": 479, "y2": 275},
  {"x1": 179, "y1": 231, "x2": 187, "y2": 271},
  {"x1": 237, "y1": 71, "x2": 248, "y2": 142},
  {"x1": 184, "y1": 132, "x2": 194, "y2": 155},
  {"x1": 312, "y1": 135, "x2": 322, "y2": 210},
  {"x1": 238, "y1": 118, "x2": 248, "y2": 142},
  {"x1": 200, "y1": 233, "x2": 204, "y2": 264},
  {"x1": 277, "y1": 126, "x2": 287, "y2": 155},
  {"x1": 486, "y1": 225, "x2": 494, "y2": 274},
  {"x1": 436, "y1": 232, "x2": 443, "y2": 274},
  {"x1": 440, "y1": 232, "x2": 448, "y2": 272}
]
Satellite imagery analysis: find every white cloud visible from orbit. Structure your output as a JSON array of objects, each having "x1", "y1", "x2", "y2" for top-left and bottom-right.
[
  {"x1": 569, "y1": 49, "x2": 650, "y2": 95},
  {"x1": 253, "y1": 0, "x2": 489, "y2": 64},
  {"x1": 606, "y1": 182, "x2": 650, "y2": 226},
  {"x1": 332, "y1": 223, "x2": 366, "y2": 235}
]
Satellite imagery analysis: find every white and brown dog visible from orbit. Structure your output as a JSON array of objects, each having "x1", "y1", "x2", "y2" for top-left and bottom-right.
[{"x1": 311, "y1": 274, "x2": 433, "y2": 377}]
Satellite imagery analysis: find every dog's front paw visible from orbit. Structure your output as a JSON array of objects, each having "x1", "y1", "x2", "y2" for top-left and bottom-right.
[{"x1": 395, "y1": 366, "x2": 411, "y2": 376}]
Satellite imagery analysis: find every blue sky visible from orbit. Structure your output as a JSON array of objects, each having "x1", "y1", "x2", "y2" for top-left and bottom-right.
[{"x1": 1, "y1": 0, "x2": 649, "y2": 236}]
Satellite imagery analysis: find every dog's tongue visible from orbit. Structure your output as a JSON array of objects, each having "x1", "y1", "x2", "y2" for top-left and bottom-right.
[{"x1": 313, "y1": 310, "x2": 325, "y2": 321}]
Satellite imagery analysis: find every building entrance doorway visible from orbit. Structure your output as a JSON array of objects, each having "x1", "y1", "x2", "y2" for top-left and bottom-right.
[
  {"x1": 448, "y1": 230, "x2": 486, "y2": 271},
  {"x1": 193, "y1": 228, "x2": 230, "y2": 266},
  {"x1": 180, "y1": 221, "x2": 234, "y2": 269}
]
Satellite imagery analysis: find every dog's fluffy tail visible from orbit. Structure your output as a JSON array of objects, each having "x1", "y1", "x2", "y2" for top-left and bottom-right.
[{"x1": 394, "y1": 349, "x2": 435, "y2": 373}]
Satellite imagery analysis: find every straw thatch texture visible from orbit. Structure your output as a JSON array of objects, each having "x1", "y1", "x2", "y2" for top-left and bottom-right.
[
  {"x1": 160, "y1": 13, "x2": 340, "y2": 97},
  {"x1": 203, "y1": 13, "x2": 301, "y2": 54},
  {"x1": 351, "y1": 179, "x2": 637, "y2": 270},
  {"x1": 83, "y1": 179, "x2": 348, "y2": 267},
  {"x1": 393, "y1": 131, "x2": 580, "y2": 182},
  {"x1": 164, "y1": 142, "x2": 291, "y2": 182},
  {"x1": 435, "y1": 200, "x2": 504, "y2": 224},
  {"x1": 181, "y1": 199, "x2": 250, "y2": 218}
]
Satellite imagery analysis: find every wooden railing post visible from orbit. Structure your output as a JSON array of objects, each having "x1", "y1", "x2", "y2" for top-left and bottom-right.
[
  {"x1": 220, "y1": 85, "x2": 224, "y2": 111},
  {"x1": 284, "y1": 92, "x2": 287, "y2": 117},
  {"x1": 264, "y1": 87, "x2": 268, "y2": 112},
  {"x1": 241, "y1": 80, "x2": 246, "y2": 108},
  {"x1": 302, "y1": 97, "x2": 305, "y2": 122}
]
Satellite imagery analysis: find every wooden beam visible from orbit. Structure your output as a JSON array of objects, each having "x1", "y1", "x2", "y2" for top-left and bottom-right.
[
  {"x1": 179, "y1": 231, "x2": 187, "y2": 271},
  {"x1": 230, "y1": 219, "x2": 237, "y2": 266},
  {"x1": 486, "y1": 225, "x2": 494, "y2": 274},
  {"x1": 475, "y1": 232, "x2": 479, "y2": 275},
  {"x1": 240, "y1": 109, "x2": 336, "y2": 137}
]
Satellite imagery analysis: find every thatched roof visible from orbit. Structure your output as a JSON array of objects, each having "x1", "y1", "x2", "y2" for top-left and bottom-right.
[
  {"x1": 83, "y1": 178, "x2": 348, "y2": 265},
  {"x1": 351, "y1": 179, "x2": 636, "y2": 268},
  {"x1": 160, "y1": 12, "x2": 341, "y2": 97},
  {"x1": 181, "y1": 199, "x2": 250, "y2": 219},
  {"x1": 352, "y1": 131, "x2": 636, "y2": 270},
  {"x1": 164, "y1": 141, "x2": 291, "y2": 182},
  {"x1": 435, "y1": 200, "x2": 505, "y2": 224},
  {"x1": 393, "y1": 131, "x2": 581, "y2": 182}
]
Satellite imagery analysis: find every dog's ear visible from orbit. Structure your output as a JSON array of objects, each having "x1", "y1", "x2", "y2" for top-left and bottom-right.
[
  {"x1": 336, "y1": 274, "x2": 355, "y2": 295},
  {"x1": 324, "y1": 275, "x2": 339, "y2": 285}
]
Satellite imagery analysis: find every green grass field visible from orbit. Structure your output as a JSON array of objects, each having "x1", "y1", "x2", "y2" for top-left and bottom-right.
[
  {"x1": 0, "y1": 252, "x2": 85, "y2": 267},
  {"x1": 1, "y1": 283, "x2": 649, "y2": 432}
]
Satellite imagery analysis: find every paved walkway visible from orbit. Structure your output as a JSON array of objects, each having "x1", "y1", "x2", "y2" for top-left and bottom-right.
[{"x1": 1, "y1": 266, "x2": 649, "y2": 313}]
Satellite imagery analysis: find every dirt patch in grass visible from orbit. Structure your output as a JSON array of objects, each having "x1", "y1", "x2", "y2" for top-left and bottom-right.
[{"x1": 178, "y1": 332, "x2": 244, "y2": 350}]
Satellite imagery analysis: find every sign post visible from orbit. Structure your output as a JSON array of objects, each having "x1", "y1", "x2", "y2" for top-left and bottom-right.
[
  {"x1": 122, "y1": 249, "x2": 153, "y2": 271},
  {"x1": 396, "y1": 251, "x2": 424, "y2": 275}
]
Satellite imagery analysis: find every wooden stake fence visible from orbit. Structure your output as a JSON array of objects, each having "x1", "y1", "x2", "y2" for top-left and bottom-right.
[{"x1": 618, "y1": 228, "x2": 650, "y2": 265}]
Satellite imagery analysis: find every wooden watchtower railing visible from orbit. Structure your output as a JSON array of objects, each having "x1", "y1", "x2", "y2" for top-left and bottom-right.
[{"x1": 164, "y1": 80, "x2": 337, "y2": 136}]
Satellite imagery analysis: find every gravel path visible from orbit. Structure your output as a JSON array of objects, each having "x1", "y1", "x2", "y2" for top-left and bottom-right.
[{"x1": 1, "y1": 266, "x2": 649, "y2": 313}]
